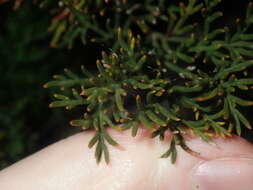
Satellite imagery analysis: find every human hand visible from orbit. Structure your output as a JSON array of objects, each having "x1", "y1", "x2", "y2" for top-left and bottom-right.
[{"x1": 1, "y1": 126, "x2": 253, "y2": 190}]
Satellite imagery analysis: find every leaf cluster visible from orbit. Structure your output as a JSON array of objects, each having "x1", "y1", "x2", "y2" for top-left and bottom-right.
[{"x1": 43, "y1": 0, "x2": 253, "y2": 164}]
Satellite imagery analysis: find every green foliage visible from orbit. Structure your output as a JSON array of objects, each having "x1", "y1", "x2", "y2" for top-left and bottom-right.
[{"x1": 43, "y1": 0, "x2": 253, "y2": 164}]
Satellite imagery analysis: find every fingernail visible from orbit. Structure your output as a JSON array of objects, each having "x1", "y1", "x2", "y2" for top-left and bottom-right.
[{"x1": 190, "y1": 157, "x2": 253, "y2": 190}]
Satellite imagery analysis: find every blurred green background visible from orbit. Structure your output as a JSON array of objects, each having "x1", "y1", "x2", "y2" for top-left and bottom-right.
[
  {"x1": 1, "y1": 0, "x2": 253, "y2": 170},
  {"x1": 0, "y1": 1, "x2": 86, "y2": 169},
  {"x1": 0, "y1": 1, "x2": 59, "y2": 169}
]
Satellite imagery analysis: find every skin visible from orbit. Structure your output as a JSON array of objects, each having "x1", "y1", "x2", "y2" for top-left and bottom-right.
[{"x1": 1, "y1": 125, "x2": 253, "y2": 190}]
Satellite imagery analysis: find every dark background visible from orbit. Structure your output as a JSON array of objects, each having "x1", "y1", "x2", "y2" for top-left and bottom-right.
[{"x1": 1, "y1": 0, "x2": 253, "y2": 169}]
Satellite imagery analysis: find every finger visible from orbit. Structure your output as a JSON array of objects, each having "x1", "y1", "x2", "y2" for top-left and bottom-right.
[{"x1": 0, "y1": 126, "x2": 253, "y2": 190}]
